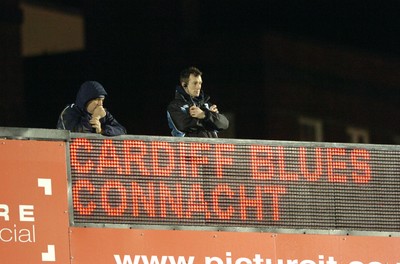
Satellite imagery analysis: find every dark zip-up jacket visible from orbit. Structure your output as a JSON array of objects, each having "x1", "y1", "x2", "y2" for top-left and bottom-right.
[
  {"x1": 57, "y1": 81, "x2": 126, "y2": 136},
  {"x1": 167, "y1": 86, "x2": 229, "y2": 138}
]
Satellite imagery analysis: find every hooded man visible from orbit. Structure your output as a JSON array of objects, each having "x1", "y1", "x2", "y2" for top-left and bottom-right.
[
  {"x1": 167, "y1": 67, "x2": 229, "y2": 137},
  {"x1": 57, "y1": 81, "x2": 126, "y2": 136}
]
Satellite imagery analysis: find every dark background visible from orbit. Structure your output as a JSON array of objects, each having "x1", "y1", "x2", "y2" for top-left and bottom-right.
[{"x1": 2, "y1": 0, "x2": 400, "y2": 141}]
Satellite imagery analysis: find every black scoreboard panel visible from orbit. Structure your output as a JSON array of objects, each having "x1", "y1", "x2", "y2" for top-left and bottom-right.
[{"x1": 69, "y1": 137, "x2": 400, "y2": 232}]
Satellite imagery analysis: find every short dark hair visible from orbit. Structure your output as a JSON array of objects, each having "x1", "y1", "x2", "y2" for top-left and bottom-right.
[{"x1": 180, "y1": 66, "x2": 202, "y2": 85}]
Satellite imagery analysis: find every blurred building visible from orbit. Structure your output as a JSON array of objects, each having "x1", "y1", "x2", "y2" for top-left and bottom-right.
[
  {"x1": 1, "y1": 0, "x2": 399, "y2": 144},
  {"x1": 20, "y1": 0, "x2": 85, "y2": 128},
  {"x1": 262, "y1": 34, "x2": 400, "y2": 144}
]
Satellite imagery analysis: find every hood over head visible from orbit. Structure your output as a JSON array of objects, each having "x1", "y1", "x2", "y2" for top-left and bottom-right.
[{"x1": 75, "y1": 81, "x2": 108, "y2": 110}]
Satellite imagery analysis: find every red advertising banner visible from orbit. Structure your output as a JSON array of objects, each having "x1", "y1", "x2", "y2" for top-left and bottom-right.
[
  {"x1": 69, "y1": 227, "x2": 400, "y2": 264},
  {"x1": 1, "y1": 131, "x2": 399, "y2": 264},
  {"x1": 0, "y1": 139, "x2": 70, "y2": 263}
]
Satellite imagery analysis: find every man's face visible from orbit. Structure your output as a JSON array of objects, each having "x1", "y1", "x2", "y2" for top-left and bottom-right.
[
  {"x1": 184, "y1": 74, "x2": 202, "y2": 98},
  {"x1": 86, "y1": 98, "x2": 104, "y2": 114}
]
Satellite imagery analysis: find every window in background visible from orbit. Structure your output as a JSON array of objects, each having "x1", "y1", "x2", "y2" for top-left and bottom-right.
[
  {"x1": 20, "y1": 2, "x2": 84, "y2": 57},
  {"x1": 298, "y1": 116, "x2": 323, "y2": 142},
  {"x1": 346, "y1": 127, "x2": 370, "y2": 143}
]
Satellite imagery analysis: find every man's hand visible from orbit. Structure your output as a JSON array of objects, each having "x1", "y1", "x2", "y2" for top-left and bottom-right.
[
  {"x1": 189, "y1": 106, "x2": 206, "y2": 119},
  {"x1": 89, "y1": 117, "x2": 102, "y2": 134},
  {"x1": 209, "y1": 105, "x2": 219, "y2": 113},
  {"x1": 92, "y1": 105, "x2": 106, "y2": 120}
]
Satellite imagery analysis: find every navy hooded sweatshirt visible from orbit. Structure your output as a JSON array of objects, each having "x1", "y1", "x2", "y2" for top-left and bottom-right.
[{"x1": 57, "y1": 81, "x2": 126, "y2": 136}]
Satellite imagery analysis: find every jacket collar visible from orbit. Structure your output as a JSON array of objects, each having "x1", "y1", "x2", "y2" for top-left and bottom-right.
[{"x1": 175, "y1": 85, "x2": 209, "y2": 105}]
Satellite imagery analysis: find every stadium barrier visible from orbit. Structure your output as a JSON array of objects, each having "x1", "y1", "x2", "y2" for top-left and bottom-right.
[{"x1": 1, "y1": 127, "x2": 399, "y2": 264}]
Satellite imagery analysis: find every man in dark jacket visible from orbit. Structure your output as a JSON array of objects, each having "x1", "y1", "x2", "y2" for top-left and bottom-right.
[
  {"x1": 167, "y1": 67, "x2": 229, "y2": 137},
  {"x1": 57, "y1": 81, "x2": 126, "y2": 136}
]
